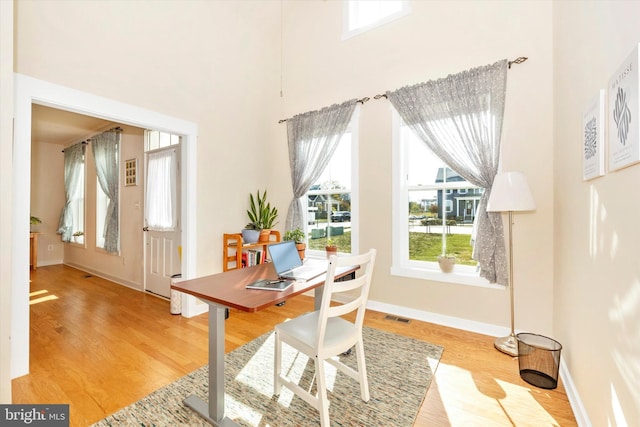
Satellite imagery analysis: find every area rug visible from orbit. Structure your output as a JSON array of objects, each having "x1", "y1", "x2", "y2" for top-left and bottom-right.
[{"x1": 92, "y1": 327, "x2": 443, "y2": 426}]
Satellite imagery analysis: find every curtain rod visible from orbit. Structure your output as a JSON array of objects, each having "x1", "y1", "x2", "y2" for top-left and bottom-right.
[
  {"x1": 372, "y1": 56, "x2": 528, "y2": 100},
  {"x1": 61, "y1": 141, "x2": 87, "y2": 153},
  {"x1": 277, "y1": 57, "x2": 527, "y2": 123},
  {"x1": 86, "y1": 126, "x2": 123, "y2": 141},
  {"x1": 278, "y1": 97, "x2": 369, "y2": 124},
  {"x1": 61, "y1": 126, "x2": 122, "y2": 152}
]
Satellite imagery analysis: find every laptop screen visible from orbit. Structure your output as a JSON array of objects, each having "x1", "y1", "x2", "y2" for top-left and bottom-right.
[{"x1": 268, "y1": 241, "x2": 303, "y2": 275}]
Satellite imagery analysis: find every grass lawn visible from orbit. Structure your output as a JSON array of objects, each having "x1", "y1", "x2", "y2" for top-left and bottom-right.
[
  {"x1": 307, "y1": 230, "x2": 477, "y2": 266},
  {"x1": 408, "y1": 232, "x2": 476, "y2": 265}
]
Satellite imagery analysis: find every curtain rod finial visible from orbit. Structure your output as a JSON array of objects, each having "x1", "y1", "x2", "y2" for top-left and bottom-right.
[{"x1": 508, "y1": 56, "x2": 528, "y2": 69}]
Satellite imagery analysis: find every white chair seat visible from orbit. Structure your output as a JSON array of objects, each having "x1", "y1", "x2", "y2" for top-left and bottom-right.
[
  {"x1": 276, "y1": 312, "x2": 359, "y2": 358},
  {"x1": 273, "y1": 249, "x2": 376, "y2": 427}
]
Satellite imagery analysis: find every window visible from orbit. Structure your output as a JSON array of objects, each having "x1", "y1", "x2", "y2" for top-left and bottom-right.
[
  {"x1": 70, "y1": 155, "x2": 85, "y2": 243},
  {"x1": 145, "y1": 132, "x2": 179, "y2": 231},
  {"x1": 93, "y1": 132, "x2": 120, "y2": 252},
  {"x1": 96, "y1": 178, "x2": 109, "y2": 248},
  {"x1": 343, "y1": 0, "x2": 411, "y2": 40},
  {"x1": 59, "y1": 143, "x2": 85, "y2": 243},
  {"x1": 392, "y1": 113, "x2": 491, "y2": 286},
  {"x1": 145, "y1": 130, "x2": 180, "y2": 151},
  {"x1": 305, "y1": 130, "x2": 357, "y2": 256}
]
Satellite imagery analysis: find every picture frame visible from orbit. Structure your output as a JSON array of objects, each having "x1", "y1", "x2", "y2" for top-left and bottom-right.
[
  {"x1": 125, "y1": 158, "x2": 137, "y2": 186},
  {"x1": 582, "y1": 90, "x2": 605, "y2": 181},
  {"x1": 608, "y1": 43, "x2": 640, "y2": 171}
]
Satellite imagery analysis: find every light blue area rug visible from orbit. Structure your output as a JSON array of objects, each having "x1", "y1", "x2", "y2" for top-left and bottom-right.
[{"x1": 93, "y1": 327, "x2": 443, "y2": 426}]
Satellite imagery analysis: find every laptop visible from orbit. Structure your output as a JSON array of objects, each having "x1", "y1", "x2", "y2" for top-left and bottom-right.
[
  {"x1": 246, "y1": 279, "x2": 294, "y2": 292},
  {"x1": 268, "y1": 240, "x2": 328, "y2": 281}
]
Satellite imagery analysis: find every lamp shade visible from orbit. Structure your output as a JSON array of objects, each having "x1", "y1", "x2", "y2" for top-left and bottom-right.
[{"x1": 486, "y1": 171, "x2": 536, "y2": 212}]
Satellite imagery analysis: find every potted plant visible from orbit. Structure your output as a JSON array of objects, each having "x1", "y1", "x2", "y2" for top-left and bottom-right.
[
  {"x1": 284, "y1": 227, "x2": 307, "y2": 260},
  {"x1": 437, "y1": 254, "x2": 456, "y2": 273},
  {"x1": 325, "y1": 238, "x2": 338, "y2": 259},
  {"x1": 30, "y1": 215, "x2": 41, "y2": 232},
  {"x1": 73, "y1": 231, "x2": 84, "y2": 243},
  {"x1": 243, "y1": 189, "x2": 278, "y2": 243}
]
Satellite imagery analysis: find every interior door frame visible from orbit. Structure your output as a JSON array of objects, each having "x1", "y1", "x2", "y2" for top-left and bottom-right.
[{"x1": 12, "y1": 73, "x2": 202, "y2": 379}]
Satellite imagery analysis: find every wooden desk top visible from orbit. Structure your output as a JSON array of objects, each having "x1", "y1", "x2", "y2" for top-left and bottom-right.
[{"x1": 171, "y1": 261, "x2": 358, "y2": 313}]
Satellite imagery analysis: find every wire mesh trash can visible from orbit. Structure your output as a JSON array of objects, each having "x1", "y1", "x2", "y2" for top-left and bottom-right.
[{"x1": 516, "y1": 333, "x2": 562, "y2": 389}]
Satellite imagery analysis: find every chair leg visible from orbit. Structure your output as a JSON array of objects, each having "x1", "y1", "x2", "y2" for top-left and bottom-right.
[
  {"x1": 315, "y1": 357, "x2": 330, "y2": 427},
  {"x1": 274, "y1": 330, "x2": 281, "y2": 396},
  {"x1": 355, "y1": 340, "x2": 370, "y2": 402}
]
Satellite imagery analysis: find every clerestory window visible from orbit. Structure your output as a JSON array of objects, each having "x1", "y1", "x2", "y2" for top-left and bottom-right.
[{"x1": 343, "y1": 0, "x2": 411, "y2": 40}]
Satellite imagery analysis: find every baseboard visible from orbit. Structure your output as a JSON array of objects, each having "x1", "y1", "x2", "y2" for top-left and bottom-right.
[
  {"x1": 63, "y1": 262, "x2": 143, "y2": 293},
  {"x1": 365, "y1": 298, "x2": 591, "y2": 426},
  {"x1": 559, "y1": 357, "x2": 591, "y2": 426},
  {"x1": 36, "y1": 259, "x2": 63, "y2": 268}
]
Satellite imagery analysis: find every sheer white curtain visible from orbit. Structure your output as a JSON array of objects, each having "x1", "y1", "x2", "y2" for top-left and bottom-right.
[
  {"x1": 92, "y1": 129, "x2": 120, "y2": 254},
  {"x1": 145, "y1": 148, "x2": 177, "y2": 230},
  {"x1": 387, "y1": 60, "x2": 509, "y2": 285},
  {"x1": 285, "y1": 100, "x2": 358, "y2": 231},
  {"x1": 57, "y1": 143, "x2": 84, "y2": 242}
]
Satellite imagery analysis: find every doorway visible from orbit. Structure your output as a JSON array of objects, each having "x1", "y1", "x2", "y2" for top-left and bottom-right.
[
  {"x1": 144, "y1": 142, "x2": 182, "y2": 299},
  {"x1": 13, "y1": 73, "x2": 199, "y2": 378}
]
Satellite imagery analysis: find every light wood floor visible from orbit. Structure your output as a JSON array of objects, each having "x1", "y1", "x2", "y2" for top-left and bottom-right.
[{"x1": 13, "y1": 265, "x2": 578, "y2": 426}]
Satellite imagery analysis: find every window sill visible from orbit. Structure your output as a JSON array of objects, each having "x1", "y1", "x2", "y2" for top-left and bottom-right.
[{"x1": 390, "y1": 265, "x2": 504, "y2": 289}]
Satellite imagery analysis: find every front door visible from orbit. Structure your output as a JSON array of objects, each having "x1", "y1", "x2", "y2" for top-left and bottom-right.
[{"x1": 144, "y1": 146, "x2": 181, "y2": 298}]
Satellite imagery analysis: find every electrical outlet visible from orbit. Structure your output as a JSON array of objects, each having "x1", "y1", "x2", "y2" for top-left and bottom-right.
[{"x1": 47, "y1": 245, "x2": 54, "y2": 251}]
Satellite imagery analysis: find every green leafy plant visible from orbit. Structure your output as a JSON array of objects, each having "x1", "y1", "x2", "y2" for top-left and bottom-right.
[
  {"x1": 30, "y1": 216, "x2": 42, "y2": 225},
  {"x1": 325, "y1": 238, "x2": 337, "y2": 249},
  {"x1": 73, "y1": 231, "x2": 84, "y2": 237},
  {"x1": 283, "y1": 227, "x2": 306, "y2": 243},
  {"x1": 245, "y1": 189, "x2": 278, "y2": 230}
]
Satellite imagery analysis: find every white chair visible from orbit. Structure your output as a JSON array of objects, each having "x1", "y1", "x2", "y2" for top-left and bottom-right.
[{"x1": 273, "y1": 249, "x2": 376, "y2": 427}]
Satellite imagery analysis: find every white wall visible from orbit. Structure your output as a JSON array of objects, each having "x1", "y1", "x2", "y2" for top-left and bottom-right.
[
  {"x1": 0, "y1": 0, "x2": 14, "y2": 404},
  {"x1": 554, "y1": 2, "x2": 640, "y2": 425},
  {"x1": 278, "y1": 0, "x2": 555, "y2": 335},
  {"x1": 30, "y1": 141, "x2": 65, "y2": 266}
]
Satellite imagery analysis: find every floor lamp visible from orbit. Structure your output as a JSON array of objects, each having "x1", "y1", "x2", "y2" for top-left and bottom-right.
[{"x1": 486, "y1": 172, "x2": 536, "y2": 356}]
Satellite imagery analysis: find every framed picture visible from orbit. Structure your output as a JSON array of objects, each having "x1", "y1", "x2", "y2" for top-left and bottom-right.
[
  {"x1": 609, "y1": 44, "x2": 640, "y2": 171},
  {"x1": 125, "y1": 158, "x2": 137, "y2": 186},
  {"x1": 582, "y1": 90, "x2": 605, "y2": 180}
]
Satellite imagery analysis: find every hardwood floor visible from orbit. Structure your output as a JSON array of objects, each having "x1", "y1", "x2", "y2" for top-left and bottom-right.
[{"x1": 13, "y1": 265, "x2": 578, "y2": 426}]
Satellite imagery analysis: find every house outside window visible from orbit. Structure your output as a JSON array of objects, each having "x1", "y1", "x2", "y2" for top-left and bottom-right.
[
  {"x1": 392, "y1": 113, "x2": 491, "y2": 286},
  {"x1": 305, "y1": 131, "x2": 357, "y2": 256}
]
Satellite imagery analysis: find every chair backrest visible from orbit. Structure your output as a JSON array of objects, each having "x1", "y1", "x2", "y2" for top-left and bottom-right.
[{"x1": 315, "y1": 249, "x2": 376, "y2": 347}]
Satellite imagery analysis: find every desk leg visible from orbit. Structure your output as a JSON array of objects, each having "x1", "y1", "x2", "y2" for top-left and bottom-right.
[{"x1": 183, "y1": 305, "x2": 239, "y2": 427}]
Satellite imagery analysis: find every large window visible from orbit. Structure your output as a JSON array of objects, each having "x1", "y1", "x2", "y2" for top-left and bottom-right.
[
  {"x1": 96, "y1": 178, "x2": 109, "y2": 248},
  {"x1": 70, "y1": 155, "x2": 85, "y2": 243},
  {"x1": 343, "y1": 0, "x2": 411, "y2": 39},
  {"x1": 58, "y1": 143, "x2": 85, "y2": 244},
  {"x1": 305, "y1": 131, "x2": 357, "y2": 256},
  {"x1": 393, "y1": 114, "x2": 488, "y2": 285}
]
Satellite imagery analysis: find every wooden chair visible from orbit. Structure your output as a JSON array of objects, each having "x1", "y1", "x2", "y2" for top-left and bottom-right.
[{"x1": 273, "y1": 249, "x2": 377, "y2": 427}]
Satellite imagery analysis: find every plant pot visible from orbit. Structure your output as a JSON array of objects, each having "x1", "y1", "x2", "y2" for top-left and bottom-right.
[
  {"x1": 258, "y1": 229, "x2": 271, "y2": 242},
  {"x1": 326, "y1": 246, "x2": 338, "y2": 259},
  {"x1": 438, "y1": 255, "x2": 456, "y2": 273},
  {"x1": 242, "y1": 228, "x2": 260, "y2": 244},
  {"x1": 295, "y1": 242, "x2": 306, "y2": 260}
]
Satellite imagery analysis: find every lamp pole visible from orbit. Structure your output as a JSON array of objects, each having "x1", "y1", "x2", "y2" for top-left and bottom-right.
[
  {"x1": 494, "y1": 210, "x2": 518, "y2": 356},
  {"x1": 486, "y1": 171, "x2": 535, "y2": 357}
]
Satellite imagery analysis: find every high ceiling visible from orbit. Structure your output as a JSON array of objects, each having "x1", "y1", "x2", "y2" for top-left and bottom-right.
[{"x1": 31, "y1": 104, "x2": 113, "y2": 146}]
